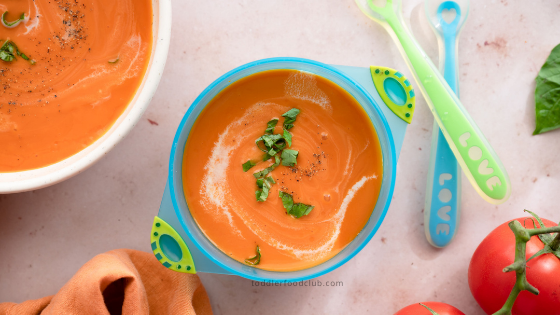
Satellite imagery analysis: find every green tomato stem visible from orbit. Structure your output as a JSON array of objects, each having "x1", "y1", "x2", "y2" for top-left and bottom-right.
[
  {"x1": 550, "y1": 232, "x2": 560, "y2": 252},
  {"x1": 493, "y1": 221, "x2": 560, "y2": 315}
]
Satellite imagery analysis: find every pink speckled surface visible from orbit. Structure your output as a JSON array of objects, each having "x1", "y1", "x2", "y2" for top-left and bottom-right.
[{"x1": 1, "y1": 1, "x2": 560, "y2": 314}]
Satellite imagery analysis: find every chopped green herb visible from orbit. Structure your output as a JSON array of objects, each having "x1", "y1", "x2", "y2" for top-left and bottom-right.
[
  {"x1": 256, "y1": 177, "x2": 272, "y2": 202},
  {"x1": 242, "y1": 160, "x2": 257, "y2": 172},
  {"x1": 290, "y1": 203, "x2": 315, "y2": 218},
  {"x1": 282, "y1": 108, "x2": 300, "y2": 130},
  {"x1": 281, "y1": 149, "x2": 298, "y2": 167},
  {"x1": 283, "y1": 129, "x2": 292, "y2": 147},
  {"x1": 278, "y1": 191, "x2": 314, "y2": 218},
  {"x1": 265, "y1": 119, "x2": 278, "y2": 134},
  {"x1": 253, "y1": 155, "x2": 280, "y2": 179},
  {"x1": 266, "y1": 176, "x2": 275, "y2": 184},
  {"x1": 244, "y1": 245, "x2": 261, "y2": 265},
  {"x1": 108, "y1": 57, "x2": 120, "y2": 64},
  {"x1": 279, "y1": 191, "x2": 294, "y2": 212},
  {"x1": 0, "y1": 40, "x2": 35, "y2": 64},
  {"x1": 0, "y1": 49, "x2": 14, "y2": 62},
  {"x1": 255, "y1": 134, "x2": 286, "y2": 153},
  {"x1": 2, "y1": 12, "x2": 25, "y2": 28}
]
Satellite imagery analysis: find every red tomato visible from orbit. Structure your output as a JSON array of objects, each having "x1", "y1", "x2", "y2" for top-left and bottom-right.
[
  {"x1": 468, "y1": 217, "x2": 560, "y2": 314},
  {"x1": 394, "y1": 302, "x2": 465, "y2": 315}
]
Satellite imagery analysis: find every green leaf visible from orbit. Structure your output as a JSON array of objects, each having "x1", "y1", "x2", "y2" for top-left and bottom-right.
[
  {"x1": 253, "y1": 156, "x2": 280, "y2": 179},
  {"x1": 255, "y1": 134, "x2": 284, "y2": 153},
  {"x1": 282, "y1": 108, "x2": 300, "y2": 129},
  {"x1": 2, "y1": 12, "x2": 25, "y2": 28},
  {"x1": 0, "y1": 39, "x2": 34, "y2": 64},
  {"x1": 0, "y1": 49, "x2": 14, "y2": 62},
  {"x1": 265, "y1": 119, "x2": 278, "y2": 134},
  {"x1": 278, "y1": 191, "x2": 314, "y2": 218},
  {"x1": 242, "y1": 160, "x2": 257, "y2": 172},
  {"x1": 244, "y1": 245, "x2": 261, "y2": 265},
  {"x1": 266, "y1": 176, "x2": 275, "y2": 184},
  {"x1": 279, "y1": 191, "x2": 294, "y2": 213},
  {"x1": 290, "y1": 203, "x2": 315, "y2": 218},
  {"x1": 281, "y1": 149, "x2": 298, "y2": 167},
  {"x1": 534, "y1": 44, "x2": 560, "y2": 135},
  {"x1": 283, "y1": 129, "x2": 292, "y2": 147}
]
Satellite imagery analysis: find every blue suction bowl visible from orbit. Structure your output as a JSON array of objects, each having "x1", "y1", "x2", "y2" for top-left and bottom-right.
[{"x1": 168, "y1": 57, "x2": 397, "y2": 282}]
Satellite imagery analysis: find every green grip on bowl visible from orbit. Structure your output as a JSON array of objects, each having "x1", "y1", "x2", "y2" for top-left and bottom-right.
[
  {"x1": 370, "y1": 66, "x2": 416, "y2": 124},
  {"x1": 151, "y1": 216, "x2": 196, "y2": 274}
]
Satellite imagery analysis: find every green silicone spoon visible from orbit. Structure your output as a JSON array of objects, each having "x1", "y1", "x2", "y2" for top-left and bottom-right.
[{"x1": 356, "y1": 0, "x2": 510, "y2": 204}]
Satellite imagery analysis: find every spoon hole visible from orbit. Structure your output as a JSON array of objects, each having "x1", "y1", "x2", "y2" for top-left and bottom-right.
[{"x1": 441, "y1": 8, "x2": 457, "y2": 24}]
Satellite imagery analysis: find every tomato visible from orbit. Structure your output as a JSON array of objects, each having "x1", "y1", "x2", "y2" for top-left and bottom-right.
[
  {"x1": 394, "y1": 302, "x2": 465, "y2": 315},
  {"x1": 468, "y1": 217, "x2": 560, "y2": 314}
]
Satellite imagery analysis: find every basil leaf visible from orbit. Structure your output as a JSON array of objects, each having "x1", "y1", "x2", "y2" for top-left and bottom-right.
[
  {"x1": 244, "y1": 245, "x2": 261, "y2": 265},
  {"x1": 283, "y1": 129, "x2": 292, "y2": 147},
  {"x1": 279, "y1": 191, "x2": 294, "y2": 213},
  {"x1": 0, "y1": 50, "x2": 14, "y2": 62},
  {"x1": 290, "y1": 203, "x2": 315, "y2": 218},
  {"x1": 281, "y1": 149, "x2": 298, "y2": 167},
  {"x1": 255, "y1": 134, "x2": 283, "y2": 153},
  {"x1": 2, "y1": 12, "x2": 25, "y2": 28},
  {"x1": 256, "y1": 178, "x2": 272, "y2": 202},
  {"x1": 242, "y1": 160, "x2": 257, "y2": 172},
  {"x1": 265, "y1": 119, "x2": 278, "y2": 134},
  {"x1": 108, "y1": 57, "x2": 120, "y2": 64},
  {"x1": 253, "y1": 155, "x2": 280, "y2": 179},
  {"x1": 255, "y1": 190, "x2": 263, "y2": 201},
  {"x1": 282, "y1": 108, "x2": 300, "y2": 129},
  {"x1": 534, "y1": 44, "x2": 560, "y2": 135},
  {"x1": 262, "y1": 153, "x2": 272, "y2": 161},
  {"x1": 0, "y1": 40, "x2": 34, "y2": 64},
  {"x1": 266, "y1": 176, "x2": 275, "y2": 184}
]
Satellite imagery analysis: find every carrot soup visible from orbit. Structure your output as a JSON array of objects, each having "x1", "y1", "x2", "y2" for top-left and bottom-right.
[
  {"x1": 0, "y1": 0, "x2": 152, "y2": 172},
  {"x1": 182, "y1": 69, "x2": 384, "y2": 271}
]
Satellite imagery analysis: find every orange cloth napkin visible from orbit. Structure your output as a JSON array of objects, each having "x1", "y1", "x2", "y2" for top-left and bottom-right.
[{"x1": 0, "y1": 249, "x2": 213, "y2": 315}]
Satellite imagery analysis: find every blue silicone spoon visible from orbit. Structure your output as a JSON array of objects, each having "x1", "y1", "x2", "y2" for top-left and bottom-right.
[{"x1": 424, "y1": 0, "x2": 469, "y2": 248}]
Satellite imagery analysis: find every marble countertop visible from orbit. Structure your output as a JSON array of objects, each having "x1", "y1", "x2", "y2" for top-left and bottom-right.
[{"x1": 2, "y1": 0, "x2": 560, "y2": 314}]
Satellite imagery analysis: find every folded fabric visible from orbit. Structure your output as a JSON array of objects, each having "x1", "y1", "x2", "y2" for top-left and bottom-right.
[{"x1": 0, "y1": 249, "x2": 213, "y2": 315}]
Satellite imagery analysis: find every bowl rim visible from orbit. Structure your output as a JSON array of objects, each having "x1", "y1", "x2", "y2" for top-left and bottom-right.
[
  {"x1": 0, "y1": 0, "x2": 172, "y2": 194},
  {"x1": 168, "y1": 57, "x2": 398, "y2": 281}
]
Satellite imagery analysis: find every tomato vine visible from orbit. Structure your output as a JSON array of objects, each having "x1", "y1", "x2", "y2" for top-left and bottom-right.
[{"x1": 493, "y1": 211, "x2": 560, "y2": 315}]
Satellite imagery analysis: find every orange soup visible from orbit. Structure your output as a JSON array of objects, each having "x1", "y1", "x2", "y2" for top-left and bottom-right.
[
  {"x1": 0, "y1": 0, "x2": 152, "y2": 172},
  {"x1": 182, "y1": 69, "x2": 383, "y2": 271}
]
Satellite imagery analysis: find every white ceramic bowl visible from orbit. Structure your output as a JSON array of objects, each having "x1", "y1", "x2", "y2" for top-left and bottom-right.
[{"x1": 0, "y1": 0, "x2": 172, "y2": 194}]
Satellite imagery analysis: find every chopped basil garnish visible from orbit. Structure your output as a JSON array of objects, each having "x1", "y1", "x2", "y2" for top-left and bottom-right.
[
  {"x1": 243, "y1": 108, "x2": 302, "y2": 206},
  {"x1": 255, "y1": 134, "x2": 286, "y2": 155},
  {"x1": 265, "y1": 119, "x2": 278, "y2": 134},
  {"x1": 2, "y1": 12, "x2": 25, "y2": 28},
  {"x1": 0, "y1": 40, "x2": 35, "y2": 64},
  {"x1": 283, "y1": 129, "x2": 292, "y2": 147},
  {"x1": 281, "y1": 149, "x2": 299, "y2": 167},
  {"x1": 242, "y1": 160, "x2": 257, "y2": 172},
  {"x1": 253, "y1": 155, "x2": 280, "y2": 179},
  {"x1": 278, "y1": 191, "x2": 314, "y2": 218},
  {"x1": 282, "y1": 108, "x2": 300, "y2": 130},
  {"x1": 279, "y1": 191, "x2": 294, "y2": 212},
  {"x1": 108, "y1": 57, "x2": 120, "y2": 64},
  {"x1": 244, "y1": 245, "x2": 261, "y2": 265}
]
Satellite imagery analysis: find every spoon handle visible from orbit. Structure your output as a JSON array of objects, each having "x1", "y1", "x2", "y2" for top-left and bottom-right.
[
  {"x1": 381, "y1": 10, "x2": 510, "y2": 204},
  {"x1": 425, "y1": 28, "x2": 461, "y2": 247}
]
